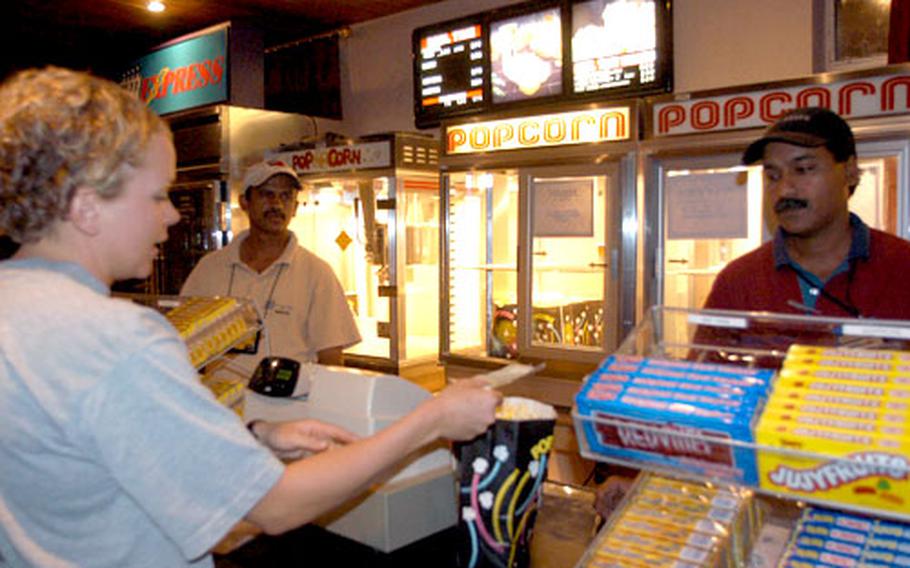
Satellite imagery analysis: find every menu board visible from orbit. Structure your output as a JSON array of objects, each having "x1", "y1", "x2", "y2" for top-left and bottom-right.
[
  {"x1": 412, "y1": 0, "x2": 672, "y2": 129},
  {"x1": 414, "y1": 20, "x2": 487, "y2": 127},
  {"x1": 571, "y1": 0, "x2": 660, "y2": 94},
  {"x1": 490, "y1": 6, "x2": 563, "y2": 103}
]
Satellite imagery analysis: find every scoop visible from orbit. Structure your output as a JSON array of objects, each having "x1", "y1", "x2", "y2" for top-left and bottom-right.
[{"x1": 479, "y1": 362, "x2": 546, "y2": 389}]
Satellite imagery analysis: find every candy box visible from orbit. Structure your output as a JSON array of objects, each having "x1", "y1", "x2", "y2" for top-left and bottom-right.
[
  {"x1": 755, "y1": 415, "x2": 910, "y2": 517},
  {"x1": 576, "y1": 357, "x2": 767, "y2": 485}
]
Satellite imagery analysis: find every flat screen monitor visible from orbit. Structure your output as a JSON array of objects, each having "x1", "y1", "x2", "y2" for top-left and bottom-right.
[
  {"x1": 414, "y1": 20, "x2": 487, "y2": 128},
  {"x1": 489, "y1": 6, "x2": 563, "y2": 104},
  {"x1": 571, "y1": 0, "x2": 668, "y2": 95},
  {"x1": 411, "y1": 0, "x2": 672, "y2": 129}
]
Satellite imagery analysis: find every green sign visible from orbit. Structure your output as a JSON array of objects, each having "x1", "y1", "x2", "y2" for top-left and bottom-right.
[{"x1": 120, "y1": 27, "x2": 228, "y2": 115}]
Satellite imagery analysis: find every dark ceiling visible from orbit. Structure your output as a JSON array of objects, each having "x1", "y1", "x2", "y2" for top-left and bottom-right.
[{"x1": 3, "y1": 0, "x2": 444, "y2": 79}]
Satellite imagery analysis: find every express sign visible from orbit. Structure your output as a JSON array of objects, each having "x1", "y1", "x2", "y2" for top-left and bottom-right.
[
  {"x1": 119, "y1": 27, "x2": 228, "y2": 115},
  {"x1": 653, "y1": 72, "x2": 910, "y2": 137},
  {"x1": 445, "y1": 107, "x2": 631, "y2": 155}
]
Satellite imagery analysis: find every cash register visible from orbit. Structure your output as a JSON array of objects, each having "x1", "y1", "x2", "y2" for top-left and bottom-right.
[{"x1": 244, "y1": 362, "x2": 457, "y2": 553}]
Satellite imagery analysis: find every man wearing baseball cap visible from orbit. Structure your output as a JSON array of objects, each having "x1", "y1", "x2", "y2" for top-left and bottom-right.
[
  {"x1": 701, "y1": 106, "x2": 910, "y2": 319},
  {"x1": 596, "y1": 108, "x2": 910, "y2": 525},
  {"x1": 181, "y1": 159, "x2": 361, "y2": 371}
]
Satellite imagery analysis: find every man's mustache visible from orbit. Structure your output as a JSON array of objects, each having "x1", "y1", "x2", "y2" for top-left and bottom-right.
[
  {"x1": 264, "y1": 209, "x2": 286, "y2": 220},
  {"x1": 774, "y1": 198, "x2": 808, "y2": 213}
]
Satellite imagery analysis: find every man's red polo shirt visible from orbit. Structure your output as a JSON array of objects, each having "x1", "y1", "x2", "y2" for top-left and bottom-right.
[{"x1": 703, "y1": 225, "x2": 910, "y2": 320}]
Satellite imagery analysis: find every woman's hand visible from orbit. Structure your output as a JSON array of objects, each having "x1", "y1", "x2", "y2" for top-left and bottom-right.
[
  {"x1": 252, "y1": 419, "x2": 358, "y2": 459},
  {"x1": 593, "y1": 474, "x2": 635, "y2": 520},
  {"x1": 426, "y1": 377, "x2": 502, "y2": 441}
]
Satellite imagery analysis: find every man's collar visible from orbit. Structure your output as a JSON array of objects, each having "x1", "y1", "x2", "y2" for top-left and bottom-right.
[
  {"x1": 229, "y1": 230, "x2": 297, "y2": 269},
  {"x1": 773, "y1": 212, "x2": 870, "y2": 269},
  {"x1": 273, "y1": 231, "x2": 298, "y2": 265}
]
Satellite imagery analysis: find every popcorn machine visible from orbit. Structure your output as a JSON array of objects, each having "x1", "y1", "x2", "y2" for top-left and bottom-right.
[
  {"x1": 641, "y1": 65, "x2": 910, "y2": 313},
  {"x1": 439, "y1": 102, "x2": 640, "y2": 385},
  {"x1": 267, "y1": 133, "x2": 442, "y2": 383},
  {"x1": 413, "y1": 0, "x2": 672, "y2": 391}
]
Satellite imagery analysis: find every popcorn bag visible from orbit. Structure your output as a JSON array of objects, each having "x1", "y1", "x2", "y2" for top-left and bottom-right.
[{"x1": 455, "y1": 397, "x2": 557, "y2": 568}]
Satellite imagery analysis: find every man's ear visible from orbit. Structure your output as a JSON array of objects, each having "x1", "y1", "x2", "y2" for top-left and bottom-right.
[
  {"x1": 67, "y1": 186, "x2": 102, "y2": 236},
  {"x1": 239, "y1": 191, "x2": 250, "y2": 213},
  {"x1": 289, "y1": 190, "x2": 300, "y2": 220},
  {"x1": 844, "y1": 155, "x2": 860, "y2": 190}
]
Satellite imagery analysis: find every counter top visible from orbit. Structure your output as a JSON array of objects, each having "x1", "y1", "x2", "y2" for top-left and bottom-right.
[{"x1": 215, "y1": 482, "x2": 598, "y2": 567}]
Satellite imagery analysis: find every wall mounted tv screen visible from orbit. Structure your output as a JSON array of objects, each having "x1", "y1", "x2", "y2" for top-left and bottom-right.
[
  {"x1": 489, "y1": 6, "x2": 563, "y2": 104},
  {"x1": 412, "y1": 0, "x2": 672, "y2": 129},
  {"x1": 570, "y1": 0, "x2": 669, "y2": 96},
  {"x1": 413, "y1": 18, "x2": 487, "y2": 128}
]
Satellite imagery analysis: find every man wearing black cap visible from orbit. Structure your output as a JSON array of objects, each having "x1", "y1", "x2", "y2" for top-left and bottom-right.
[
  {"x1": 702, "y1": 106, "x2": 910, "y2": 319},
  {"x1": 594, "y1": 108, "x2": 910, "y2": 523}
]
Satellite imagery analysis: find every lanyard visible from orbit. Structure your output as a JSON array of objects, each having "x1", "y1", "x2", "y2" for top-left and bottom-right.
[
  {"x1": 787, "y1": 262, "x2": 861, "y2": 318},
  {"x1": 227, "y1": 263, "x2": 287, "y2": 319}
]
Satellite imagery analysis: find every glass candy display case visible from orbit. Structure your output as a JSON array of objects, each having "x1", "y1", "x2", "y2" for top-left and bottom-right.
[
  {"x1": 115, "y1": 294, "x2": 262, "y2": 414},
  {"x1": 268, "y1": 133, "x2": 442, "y2": 385},
  {"x1": 573, "y1": 306, "x2": 910, "y2": 523}
]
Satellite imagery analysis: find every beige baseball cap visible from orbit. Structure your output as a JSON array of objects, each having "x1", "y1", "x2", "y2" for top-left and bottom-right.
[{"x1": 242, "y1": 160, "x2": 301, "y2": 190}]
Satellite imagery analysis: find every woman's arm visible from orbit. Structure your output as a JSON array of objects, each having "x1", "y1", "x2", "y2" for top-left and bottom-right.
[{"x1": 245, "y1": 377, "x2": 500, "y2": 534}]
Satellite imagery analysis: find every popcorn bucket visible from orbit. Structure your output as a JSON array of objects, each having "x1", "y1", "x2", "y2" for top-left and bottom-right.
[{"x1": 455, "y1": 397, "x2": 557, "y2": 568}]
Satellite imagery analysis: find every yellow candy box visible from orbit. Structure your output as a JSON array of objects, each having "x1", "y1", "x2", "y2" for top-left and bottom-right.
[
  {"x1": 756, "y1": 411, "x2": 910, "y2": 516},
  {"x1": 787, "y1": 344, "x2": 910, "y2": 365}
]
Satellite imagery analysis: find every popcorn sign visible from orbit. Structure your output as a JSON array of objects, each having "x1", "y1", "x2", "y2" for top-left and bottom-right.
[{"x1": 652, "y1": 71, "x2": 910, "y2": 137}]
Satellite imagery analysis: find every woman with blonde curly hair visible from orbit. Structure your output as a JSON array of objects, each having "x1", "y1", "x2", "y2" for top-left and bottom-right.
[{"x1": 0, "y1": 67, "x2": 500, "y2": 568}]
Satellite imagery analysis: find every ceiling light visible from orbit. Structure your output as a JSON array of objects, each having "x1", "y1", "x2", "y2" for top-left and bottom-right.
[{"x1": 147, "y1": 1, "x2": 165, "y2": 12}]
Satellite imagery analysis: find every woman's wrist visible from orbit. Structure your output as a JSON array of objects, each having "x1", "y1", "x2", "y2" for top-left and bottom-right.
[{"x1": 413, "y1": 396, "x2": 444, "y2": 445}]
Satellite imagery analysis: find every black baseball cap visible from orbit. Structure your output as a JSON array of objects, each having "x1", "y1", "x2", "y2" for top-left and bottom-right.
[{"x1": 742, "y1": 107, "x2": 856, "y2": 165}]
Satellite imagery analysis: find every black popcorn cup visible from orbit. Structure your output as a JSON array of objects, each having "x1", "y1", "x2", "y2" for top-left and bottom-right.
[{"x1": 455, "y1": 397, "x2": 557, "y2": 568}]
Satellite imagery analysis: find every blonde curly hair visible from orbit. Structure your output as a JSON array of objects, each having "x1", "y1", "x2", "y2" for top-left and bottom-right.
[{"x1": 0, "y1": 66, "x2": 169, "y2": 243}]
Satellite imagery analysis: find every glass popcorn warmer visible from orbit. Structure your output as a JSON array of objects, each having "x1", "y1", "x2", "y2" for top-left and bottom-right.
[
  {"x1": 267, "y1": 133, "x2": 443, "y2": 386},
  {"x1": 439, "y1": 102, "x2": 641, "y2": 383}
]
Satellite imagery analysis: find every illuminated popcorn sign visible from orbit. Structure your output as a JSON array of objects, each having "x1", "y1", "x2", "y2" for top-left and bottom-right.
[
  {"x1": 445, "y1": 106, "x2": 631, "y2": 155},
  {"x1": 653, "y1": 72, "x2": 910, "y2": 137}
]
